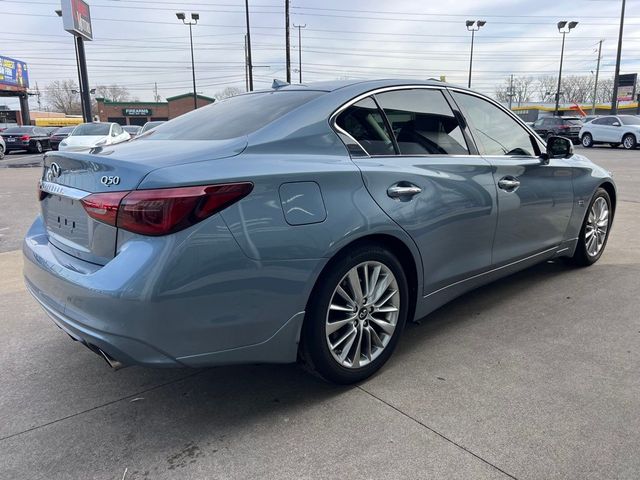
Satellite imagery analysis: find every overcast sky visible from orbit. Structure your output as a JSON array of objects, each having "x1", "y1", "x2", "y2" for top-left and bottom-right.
[{"x1": 2, "y1": 0, "x2": 639, "y2": 110}]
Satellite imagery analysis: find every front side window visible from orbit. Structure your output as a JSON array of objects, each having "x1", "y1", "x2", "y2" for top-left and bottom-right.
[
  {"x1": 335, "y1": 97, "x2": 395, "y2": 156},
  {"x1": 375, "y1": 89, "x2": 469, "y2": 155},
  {"x1": 452, "y1": 92, "x2": 536, "y2": 157}
]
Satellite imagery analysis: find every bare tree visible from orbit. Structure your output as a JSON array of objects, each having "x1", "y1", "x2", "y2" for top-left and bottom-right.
[
  {"x1": 94, "y1": 84, "x2": 134, "y2": 102},
  {"x1": 536, "y1": 76, "x2": 558, "y2": 103},
  {"x1": 214, "y1": 87, "x2": 242, "y2": 101},
  {"x1": 494, "y1": 76, "x2": 534, "y2": 106},
  {"x1": 45, "y1": 80, "x2": 82, "y2": 115}
]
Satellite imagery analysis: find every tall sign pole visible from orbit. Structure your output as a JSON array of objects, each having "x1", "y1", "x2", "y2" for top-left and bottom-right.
[
  {"x1": 285, "y1": 0, "x2": 291, "y2": 83},
  {"x1": 61, "y1": 0, "x2": 93, "y2": 123},
  {"x1": 611, "y1": 0, "x2": 626, "y2": 114},
  {"x1": 245, "y1": 0, "x2": 254, "y2": 91}
]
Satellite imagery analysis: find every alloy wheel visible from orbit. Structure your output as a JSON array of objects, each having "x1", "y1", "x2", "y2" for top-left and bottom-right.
[
  {"x1": 325, "y1": 261, "x2": 400, "y2": 369},
  {"x1": 585, "y1": 197, "x2": 609, "y2": 257},
  {"x1": 623, "y1": 135, "x2": 635, "y2": 149}
]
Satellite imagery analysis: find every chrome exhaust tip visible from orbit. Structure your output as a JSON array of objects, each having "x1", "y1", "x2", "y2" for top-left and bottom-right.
[{"x1": 97, "y1": 348, "x2": 125, "y2": 371}]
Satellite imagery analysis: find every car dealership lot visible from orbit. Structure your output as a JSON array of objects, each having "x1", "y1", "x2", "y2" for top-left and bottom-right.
[{"x1": 1, "y1": 147, "x2": 639, "y2": 479}]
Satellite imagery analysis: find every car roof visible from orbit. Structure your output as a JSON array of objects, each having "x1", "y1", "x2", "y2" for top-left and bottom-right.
[{"x1": 254, "y1": 78, "x2": 455, "y2": 94}]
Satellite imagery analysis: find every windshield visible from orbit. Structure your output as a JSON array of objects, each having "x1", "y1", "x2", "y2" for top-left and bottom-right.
[
  {"x1": 71, "y1": 123, "x2": 112, "y2": 136},
  {"x1": 620, "y1": 115, "x2": 640, "y2": 126},
  {"x1": 2, "y1": 127, "x2": 34, "y2": 134},
  {"x1": 146, "y1": 90, "x2": 324, "y2": 140}
]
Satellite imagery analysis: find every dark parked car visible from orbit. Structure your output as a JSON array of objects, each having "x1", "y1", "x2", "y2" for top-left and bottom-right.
[
  {"x1": 0, "y1": 126, "x2": 52, "y2": 153},
  {"x1": 49, "y1": 126, "x2": 76, "y2": 150},
  {"x1": 532, "y1": 116, "x2": 583, "y2": 143},
  {"x1": 122, "y1": 125, "x2": 142, "y2": 137}
]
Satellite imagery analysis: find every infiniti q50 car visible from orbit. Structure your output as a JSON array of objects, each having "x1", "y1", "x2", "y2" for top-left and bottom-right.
[{"x1": 23, "y1": 79, "x2": 615, "y2": 384}]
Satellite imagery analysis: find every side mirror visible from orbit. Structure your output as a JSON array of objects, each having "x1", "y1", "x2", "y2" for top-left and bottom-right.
[
  {"x1": 542, "y1": 136, "x2": 573, "y2": 164},
  {"x1": 612, "y1": 121, "x2": 621, "y2": 127}
]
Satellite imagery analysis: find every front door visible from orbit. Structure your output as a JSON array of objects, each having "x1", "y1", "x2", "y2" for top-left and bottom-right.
[
  {"x1": 335, "y1": 88, "x2": 497, "y2": 295},
  {"x1": 451, "y1": 91, "x2": 574, "y2": 265}
]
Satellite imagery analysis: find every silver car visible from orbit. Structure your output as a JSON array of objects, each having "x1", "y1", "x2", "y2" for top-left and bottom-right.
[
  {"x1": 24, "y1": 80, "x2": 616, "y2": 384},
  {"x1": 579, "y1": 114, "x2": 640, "y2": 149}
]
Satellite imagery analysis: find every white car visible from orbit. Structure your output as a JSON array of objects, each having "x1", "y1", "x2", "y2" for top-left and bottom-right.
[
  {"x1": 579, "y1": 115, "x2": 640, "y2": 150},
  {"x1": 0, "y1": 134, "x2": 5, "y2": 159},
  {"x1": 58, "y1": 122, "x2": 131, "y2": 151}
]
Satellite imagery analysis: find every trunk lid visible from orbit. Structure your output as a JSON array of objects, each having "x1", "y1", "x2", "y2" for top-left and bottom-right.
[{"x1": 40, "y1": 137, "x2": 247, "y2": 264}]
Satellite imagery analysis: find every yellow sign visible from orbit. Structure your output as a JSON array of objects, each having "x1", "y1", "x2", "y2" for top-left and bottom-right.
[{"x1": 35, "y1": 118, "x2": 84, "y2": 127}]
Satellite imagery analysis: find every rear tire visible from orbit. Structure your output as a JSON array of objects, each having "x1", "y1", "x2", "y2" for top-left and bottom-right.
[
  {"x1": 581, "y1": 133, "x2": 594, "y2": 148},
  {"x1": 30, "y1": 141, "x2": 43, "y2": 154},
  {"x1": 568, "y1": 188, "x2": 612, "y2": 267},
  {"x1": 622, "y1": 133, "x2": 637, "y2": 150},
  {"x1": 301, "y1": 244, "x2": 409, "y2": 384}
]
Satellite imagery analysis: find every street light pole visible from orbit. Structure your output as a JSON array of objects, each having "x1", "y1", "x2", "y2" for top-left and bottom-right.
[
  {"x1": 176, "y1": 12, "x2": 199, "y2": 110},
  {"x1": 555, "y1": 21, "x2": 578, "y2": 117},
  {"x1": 611, "y1": 0, "x2": 626, "y2": 114},
  {"x1": 466, "y1": 20, "x2": 486, "y2": 89}
]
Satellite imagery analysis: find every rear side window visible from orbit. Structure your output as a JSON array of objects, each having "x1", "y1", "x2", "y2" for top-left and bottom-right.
[
  {"x1": 147, "y1": 91, "x2": 323, "y2": 141},
  {"x1": 375, "y1": 89, "x2": 469, "y2": 155},
  {"x1": 335, "y1": 97, "x2": 395, "y2": 156}
]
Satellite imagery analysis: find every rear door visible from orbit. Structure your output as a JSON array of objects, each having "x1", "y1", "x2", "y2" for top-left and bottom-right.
[
  {"x1": 335, "y1": 88, "x2": 497, "y2": 295},
  {"x1": 450, "y1": 90, "x2": 574, "y2": 265}
]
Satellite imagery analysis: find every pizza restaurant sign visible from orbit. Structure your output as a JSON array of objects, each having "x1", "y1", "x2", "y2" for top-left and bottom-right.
[{"x1": 123, "y1": 108, "x2": 152, "y2": 116}]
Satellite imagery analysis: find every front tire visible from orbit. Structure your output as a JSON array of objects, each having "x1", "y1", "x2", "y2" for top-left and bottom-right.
[
  {"x1": 0, "y1": 145, "x2": 4, "y2": 160},
  {"x1": 622, "y1": 133, "x2": 637, "y2": 150},
  {"x1": 569, "y1": 188, "x2": 612, "y2": 267},
  {"x1": 301, "y1": 244, "x2": 409, "y2": 384},
  {"x1": 581, "y1": 133, "x2": 594, "y2": 148}
]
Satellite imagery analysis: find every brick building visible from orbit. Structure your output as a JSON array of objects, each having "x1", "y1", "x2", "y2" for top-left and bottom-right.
[{"x1": 95, "y1": 93, "x2": 215, "y2": 126}]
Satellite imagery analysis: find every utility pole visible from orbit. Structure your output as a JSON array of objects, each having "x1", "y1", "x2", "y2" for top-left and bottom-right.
[
  {"x1": 245, "y1": 0, "x2": 253, "y2": 91},
  {"x1": 611, "y1": 0, "x2": 626, "y2": 114},
  {"x1": 285, "y1": 0, "x2": 291, "y2": 83},
  {"x1": 294, "y1": 23, "x2": 306, "y2": 83},
  {"x1": 592, "y1": 40, "x2": 603, "y2": 115},
  {"x1": 154, "y1": 82, "x2": 159, "y2": 102},
  {"x1": 508, "y1": 74, "x2": 514, "y2": 109},
  {"x1": 244, "y1": 35, "x2": 249, "y2": 92}
]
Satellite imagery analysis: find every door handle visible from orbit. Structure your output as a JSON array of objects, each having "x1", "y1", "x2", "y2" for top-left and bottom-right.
[
  {"x1": 387, "y1": 184, "x2": 422, "y2": 199},
  {"x1": 498, "y1": 177, "x2": 521, "y2": 191}
]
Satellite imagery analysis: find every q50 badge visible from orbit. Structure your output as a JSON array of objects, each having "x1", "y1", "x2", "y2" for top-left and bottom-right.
[{"x1": 101, "y1": 175, "x2": 121, "y2": 186}]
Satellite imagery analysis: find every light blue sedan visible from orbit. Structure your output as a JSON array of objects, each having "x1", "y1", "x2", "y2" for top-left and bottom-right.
[{"x1": 24, "y1": 80, "x2": 616, "y2": 384}]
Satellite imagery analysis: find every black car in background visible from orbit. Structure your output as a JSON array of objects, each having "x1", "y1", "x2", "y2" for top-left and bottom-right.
[
  {"x1": 532, "y1": 116, "x2": 583, "y2": 144},
  {"x1": 0, "y1": 126, "x2": 52, "y2": 153},
  {"x1": 48, "y1": 126, "x2": 76, "y2": 150}
]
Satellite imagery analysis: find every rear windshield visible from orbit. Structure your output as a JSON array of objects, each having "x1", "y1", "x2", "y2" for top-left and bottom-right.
[
  {"x1": 145, "y1": 91, "x2": 324, "y2": 140},
  {"x1": 72, "y1": 123, "x2": 111, "y2": 136},
  {"x1": 2, "y1": 127, "x2": 34, "y2": 134},
  {"x1": 620, "y1": 115, "x2": 640, "y2": 126},
  {"x1": 562, "y1": 119, "x2": 583, "y2": 125}
]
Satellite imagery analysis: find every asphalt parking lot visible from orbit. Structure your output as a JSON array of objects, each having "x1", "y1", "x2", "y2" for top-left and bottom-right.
[{"x1": 1, "y1": 146, "x2": 639, "y2": 479}]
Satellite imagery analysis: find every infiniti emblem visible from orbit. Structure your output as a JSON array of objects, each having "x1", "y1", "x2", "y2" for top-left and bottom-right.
[{"x1": 46, "y1": 162, "x2": 61, "y2": 182}]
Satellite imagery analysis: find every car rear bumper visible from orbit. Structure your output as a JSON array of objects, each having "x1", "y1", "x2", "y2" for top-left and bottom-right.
[{"x1": 23, "y1": 215, "x2": 316, "y2": 369}]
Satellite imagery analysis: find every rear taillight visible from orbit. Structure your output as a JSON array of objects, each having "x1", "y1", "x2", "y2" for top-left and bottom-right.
[
  {"x1": 80, "y1": 191, "x2": 129, "y2": 226},
  {"x1": 20, "y1": 135, "x2": 30, "y2": 141},
  {"x1": 80, "y1": 183, "x2": 252, "y2": 236}
]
